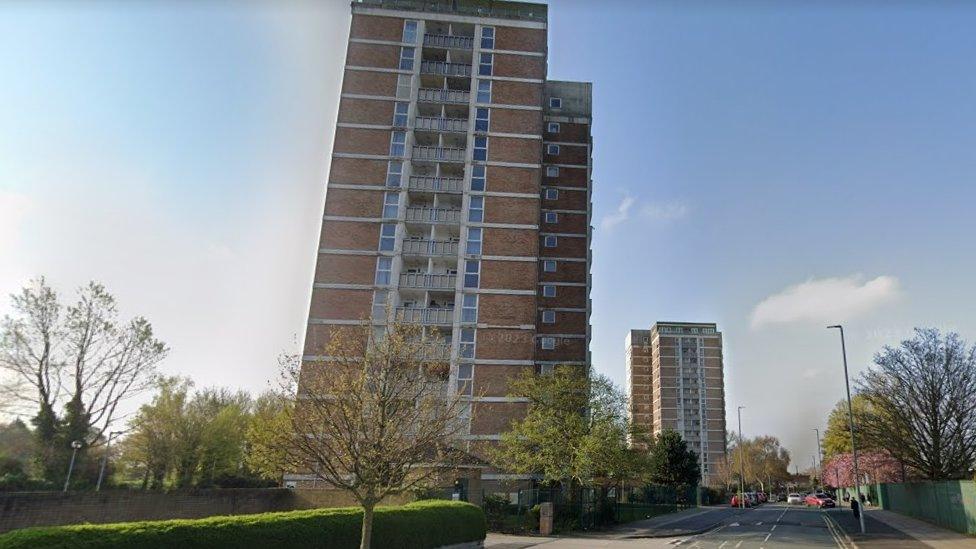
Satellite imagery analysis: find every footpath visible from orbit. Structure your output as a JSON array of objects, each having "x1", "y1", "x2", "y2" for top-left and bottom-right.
[{"x1": 833, "y1": 507, "x2": 976, "y2": 548}]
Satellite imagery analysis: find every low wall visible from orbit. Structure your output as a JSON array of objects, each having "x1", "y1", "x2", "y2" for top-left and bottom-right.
[{"x1": 874, "y1": 480, "x2": 976, "y2": 535}]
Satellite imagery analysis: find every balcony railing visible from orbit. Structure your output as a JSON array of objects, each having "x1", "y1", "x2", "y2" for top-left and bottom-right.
[
  {"x1": 412, "y1": 146, "x2": 465, "y2": 162},
  {"x1": 421, "y1": 60, "x2": 472, "y2": 77},
  {"x1": 405, "y1": 206, "x2": 462, "y2": 224},
  {"x1": 402, "y1": 238, "x2": 459, "y2": 256},
  {"x1": 408, "y1": 175, "x2": 463, "y2": 193},
  {"x1": 396, "y1": 307, "x2": 454, "y2": 326},
  {"x1": 414, "y1": 116, "x2": 468, "y2": 133},
  {"x1": 423, "y1": 34, "x2": 474, "y2": 50},
  {"x1": 399, "y1": 272, "x2": 457, "y2": 290},
  {"x1": 417, "y1": 88, "x2": 470, "y2": 104},
  {"x1": 420, "y1": 343, "x2": 452, "y2": 360}
]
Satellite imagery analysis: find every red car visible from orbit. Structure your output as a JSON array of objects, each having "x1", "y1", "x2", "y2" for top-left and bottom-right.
[
  {"x1": 805, "y1": 493, "x2": 836, "y2": 508},
  {"x1": 730, "y1": 494, "x2": 752, "y2": 507}
]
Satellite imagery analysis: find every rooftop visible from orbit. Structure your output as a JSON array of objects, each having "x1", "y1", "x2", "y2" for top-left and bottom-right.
[{"x1": 352, "y1": 0, "x2": 547, "y2": 23}]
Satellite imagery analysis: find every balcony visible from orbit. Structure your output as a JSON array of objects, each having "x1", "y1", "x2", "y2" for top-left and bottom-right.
[
  {"x1": 402, "y1": 238, "x2": 459, "y2": 256},
  {"x1": 423, "y1": 34, "x2": 474, "y2": 50},
  {"x1": 408, "y1": 175, "x2": 463, "y2": 193},
  {"x1": 396, "y1": 307, "x2": 454, "y2": 326},
  {"x1": 405, "y1": 206, "x2": 462, "y2": 224},
  {"x1": 414, "y1": 116, "x2": 468, "y2": 133},
  {"x1": 412, "y1": 146, "x2": 465, "y2": 162},
  {"x1": 420, "y1": 343, "x2": 452, "y2": 361},
  {"x1": 418, "y1": 88, "x2": 470, "y2": 104},
  {"x1": 421, "y1": 60, "x2": 472, "y2": 77},
  {"x1": 399, "y1": 272, "x2": 457, "y2": 290}
]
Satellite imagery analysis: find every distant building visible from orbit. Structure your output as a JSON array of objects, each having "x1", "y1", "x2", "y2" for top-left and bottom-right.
[{"x1": 626, "y1": 322, "x2": 727, "y2": 485}]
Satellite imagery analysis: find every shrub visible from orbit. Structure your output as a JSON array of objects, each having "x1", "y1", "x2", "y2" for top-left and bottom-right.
[{"x1": 0, "y1": 500, "x2": 486, "y2": 549}]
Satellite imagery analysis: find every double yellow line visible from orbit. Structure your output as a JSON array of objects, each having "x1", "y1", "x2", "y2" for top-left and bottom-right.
[{"x1": 823, "y1": 513, "x2": 856, "y2": 549}]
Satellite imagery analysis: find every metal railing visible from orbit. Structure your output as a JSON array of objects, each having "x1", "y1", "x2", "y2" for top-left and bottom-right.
[
  {"x1": 414, "y1": 116, "x2": 468, "y2": 133},
  {"x1": 412, "y1": 146, "x2": 465, "y2": 162},
  {"x1": 417, "y1": 88, "x2": 470, "y2": 104},
  {"x1": 401, "y1": 239, "x2": 459, "y2": 256},
  {"x1": 405, "y1": 206, "x2": 462, "y2": 224},
  {"x1": 399, "y1": 272, "x2": 457, "y2": 290},
  {"x1": 408, "y1": 175, "x2": 463, "y2": 193},
  {"x1": 423, "y1": 34, "x2": 474, "y2": 49},
  {"x1": 395, "y1": 307, "x2": 454, "y2": 325},
  {"x1": 421, "y1": 60, "x2": 472, "y2": 77}
]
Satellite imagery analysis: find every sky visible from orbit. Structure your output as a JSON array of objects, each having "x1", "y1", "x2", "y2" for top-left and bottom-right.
[{"x1": 3, "y1": 0, "x2": 976, "y2": 471}]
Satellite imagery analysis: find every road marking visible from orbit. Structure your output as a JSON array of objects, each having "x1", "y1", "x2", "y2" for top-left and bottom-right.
[
  {"x1": 718, "y1": 542, "x2": 728, "y2": 548},
  {"x1": 756, "y1": 521, "x2": 763, "y2": 525},
  {"x1": 770, "y1": 524, "x2": 777, "y2": 531},
  {"x1": 763, "y1": 533, "x2": 772, "y2": 542},
  {"x1": 776, "y1": 508, "x2": 789, "y2": 523},
  {"x1": 735, "y1": 541, "x2": 743, "y2": 548}
]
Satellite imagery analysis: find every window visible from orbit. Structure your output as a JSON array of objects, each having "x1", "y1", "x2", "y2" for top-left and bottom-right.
[
  {"x1": 468, "y1": 196, "x2": 484, "y2": 222},
  {"x1": 382, "y1": 192, "x2": 399, "y2": 218},
  {"x1": 379, "y1": 223, "x2": 396, "y2": 251},
  {"x1": 545, "y1": 188, "x2": 559, "y2": 200},
  {"x1": 458, "y1": 402, "x2": 472, "y2": 431},
  {"x1": 480, "y1": 26, "x2": 495, "y2": 49},
  {"x1": 539, "y1": 364, "x2": 555, "y2": 375},
  {"x1": 548, "y1": 122, "x2": 560, "y2": 133},
  {"x1": 547, "y1": 144, "x2": 560, "y2": 155},
  {"x1": 478, "y1": 53, "x2": 493, "y2": 76},
  {"x1": 375, "y1": 257, "x2": 392, "y2": 285},
  {"x1": 543, "y1": 260, "x2": 557, "y2": 272},
  {"x1": 463, "y1": 260, "x2": 480, "y2": 288},
  {"x1": 473, "y1": 137, "x2": 488, "y2": 161},
  {"x1": 544, "y1": 235, "x2": 557, "y2": 248},
  {"x1": 546, "y1": 166, "x2": 559, "y2": 177},
  {"x1": 390, "y1": 131, "x2": 406, "y2": 157},
  {"x1": 393, "y1": 102, "x2": 409, "y2": 127},
  {"x1": 550, "y1": 97, "x2": 562, "y2": 108},
  {"x1": 471, "y1": 165, "x2": 486, "y2": 191},
  {"x1": 544, "y1": 212, "x2": 558, "y2": 224},
  {"x1": 461, "y1": 294, "x2": 478, "y2": 323},
  {"x1": 541, "y1": 337, "x2": 556, "y2": 350},
  {"x1": 402, "y1": 20, "x2": 418, "y2": 43},
  {"x1": 386, "y1": 161, "x2": 403, "y2": 187},
  {"x1": 466, "y1": 227, "x2": 482, "y2": 255},
  {"x1": 396, "y1": 74, "x2": 412, "y2": 99},
  {"x1": 457, "y1": 363, "x2": 473, "y2": 396},
  {"x1": 477, "y1": 80, "x2": 491, "y2": 103},
  {"x1": 372, "y1": 290, "x2": 389, "y2": 320},
  {"x1": 542, "y1": 285, "x2": 556, "y2": 297},
  {"x1": 542, "y1": 310, "x2": 555, "y2": 324},
  {"x1": 459, "y1": 328, "x2": 476, "y2": 358},
  {"x1": 475, "y1": 107, "x2": 489, "y2": 132},
  {"x1": 399, "y1": 47, "x2": 415, "y2": 70}
]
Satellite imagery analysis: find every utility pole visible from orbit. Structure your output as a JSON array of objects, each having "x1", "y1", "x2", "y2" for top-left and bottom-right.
[
  {"x1": 737, "y1": 406, "x2": 745, "y2": 508},
  {"x1": 63, "y1": 440, "x2": 83, "y2": 492},
  {"x1": 828, "y1": 324, "x2": 866, "y2": 534},
  {"x1": 813, "y1": 428, "x2": 822, "y2": 490},
  {"x1": 96, "y1": 431, "x2": 124, "y2": 491}
]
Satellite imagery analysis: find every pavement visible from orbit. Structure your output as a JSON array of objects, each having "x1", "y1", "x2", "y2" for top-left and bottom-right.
[{"x1": 484, "y1": 503, "x2": 976, "y2": 549}]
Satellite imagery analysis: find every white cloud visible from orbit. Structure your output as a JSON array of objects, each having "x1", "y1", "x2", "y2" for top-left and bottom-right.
[
  {"x1": 641, "y1": 201, "x2": 688, "y2": 222},
  {"x1": 599, "y1": 196, "x2": 635, "y2": 231},
  {"x1": 599, "y1": 197, "x2": 688, "y2": 231},
  {"x1": 750, "y1": 274, "x2": 901, "y2": 329}
]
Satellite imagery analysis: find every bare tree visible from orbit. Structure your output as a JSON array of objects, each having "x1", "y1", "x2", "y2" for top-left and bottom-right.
[
  {"x1": 858, "y1": 328, "x2": 976, "y2": 480},
  {"x1": 0, "y1": 278, "x2": 167, "y2": 478},
  {"x1": 277, "y1": 320, "x2": 467, "y2": 549}
]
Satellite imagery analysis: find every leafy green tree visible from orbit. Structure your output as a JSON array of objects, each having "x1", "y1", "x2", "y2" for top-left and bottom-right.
[
  {"x1": 493, "y1": 365, "x2": 640, "y2": 487},
  {"x1": 246, "y1": 390, "x2": 292, "y2": 482},
  {"x1": 822, "y1": 395, "x2": 875, "y2": 459},
  {"x1": 646, "y1": 429, "x2": 700, "y2": 486}
]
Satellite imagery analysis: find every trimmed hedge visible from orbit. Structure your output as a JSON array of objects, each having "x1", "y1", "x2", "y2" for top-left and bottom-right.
[{"x1": 0, "y1": 499, "x2": 486, "y2": 549}]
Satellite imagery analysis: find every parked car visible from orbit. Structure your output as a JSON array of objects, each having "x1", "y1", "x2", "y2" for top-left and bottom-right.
[
  {"x1": 746, "y1": 492, "x2": 760, "y2": 506},
  {"x1": 805, "y1": 493, "x2": 836, "y2": 508},
  {"x1": 757, "y1": 492, "x2": 768, "y2": 503},
  {"x1": 787, "y1": 493, "x2": 804, "y2": 505},
  {"x1": 767, "y1": 493, "x2": 780, "y2": 503},
  {"x1": 731, "y1": 494, "x2": 752, "y2": 507}
]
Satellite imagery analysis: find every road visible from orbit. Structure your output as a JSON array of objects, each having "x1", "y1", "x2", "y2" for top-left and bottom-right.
[{"x1": 485, "y1": 503, "x2": 925, "y2": 548}]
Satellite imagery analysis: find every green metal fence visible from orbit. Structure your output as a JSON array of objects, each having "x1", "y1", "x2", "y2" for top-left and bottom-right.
[{"x1": 873, "y1": 480, "x2": 976, "y2": 535}]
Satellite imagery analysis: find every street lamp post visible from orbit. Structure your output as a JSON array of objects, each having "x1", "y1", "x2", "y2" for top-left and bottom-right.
[
  {"x1": 63, "y1": 440, "x2": 83, "y2": 492},
  {"x1": 737, "y1": 406, "x2": 745, "y2": 509},
  {"x1": 813, "y1": 428, "x2": 823, "y2": 490},
  {"x1": 828, "y1": 324, "x2": 866, "y2": 534},
  {"x1": 96, "y1": 431, "x2": 124, "y2": 491}
]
